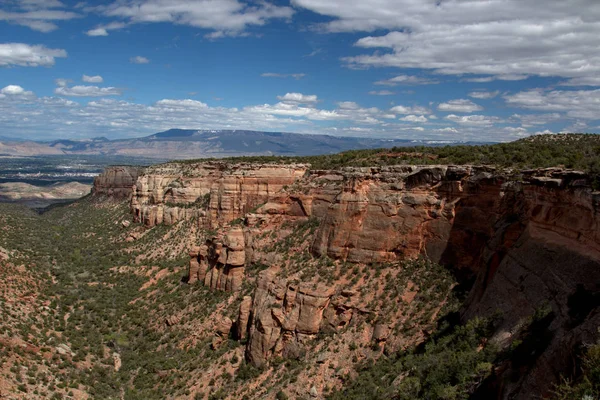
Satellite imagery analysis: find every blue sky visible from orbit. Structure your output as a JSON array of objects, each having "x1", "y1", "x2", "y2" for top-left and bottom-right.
[{"x1": 1, "y1": 0, "x2": 600, "y2": 142}]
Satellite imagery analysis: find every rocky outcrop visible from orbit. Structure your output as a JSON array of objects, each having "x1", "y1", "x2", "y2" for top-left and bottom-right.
[
  {"x1": 188, "y1": 244, "x2": 208, "y2": 284},
  {"x1": 188, "y1": 226, "x2": 248, "y2": 291},
  {"x1": 92, "y1": 166, "x2": 140, "y2": 198},
  {"x1": 130, "y1": 162, "x2": 308, "y2": 227},
  {"x1": 245, "y1": 268, "x2": 337, "y2": 367},
  {"x1": 460, "y1": 171, "x2": 600, "y2": 399},
  {"x1": 308, "y1": 165, "x2": 502, "y2": 273},
  {"x1": 236, "y1": 296, "x2": 253, "y2": 340},
  {"x1": 96, "y1": 160, "x2": 600, "y2": 398}
]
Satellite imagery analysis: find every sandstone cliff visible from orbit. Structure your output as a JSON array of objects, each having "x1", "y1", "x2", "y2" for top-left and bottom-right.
[
  {"x1": 92, "y1": 166, "x2": 140, "y2": 198},
  {"x1": 94, "y1": 161, "x2": 600, "y2": 399}
]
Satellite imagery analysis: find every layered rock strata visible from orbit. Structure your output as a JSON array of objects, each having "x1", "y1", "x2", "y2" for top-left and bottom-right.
[
  {"x1": 129, "y1": 162, "x2": 308, "y2": 227},
  {"x1": 92, "y1": 166, "x2": 140, "y2": 198},
  {"x1": 188, "y1": 226, "x2": 247, "y2": 291},
  {"x1": 95, "y1": 162, "x2": 600, "y2": 399}
]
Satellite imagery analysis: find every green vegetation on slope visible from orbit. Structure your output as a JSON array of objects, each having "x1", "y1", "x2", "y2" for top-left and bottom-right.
[
  {"x1": 172, "y1": 133, "x2": 600, "y2": 173},
  {"x1": 553, "y1": 340, "x2": 600, "y2": 400},
  {"x1": 328, "y1": 316, "x2": 500, "y2": 400}
]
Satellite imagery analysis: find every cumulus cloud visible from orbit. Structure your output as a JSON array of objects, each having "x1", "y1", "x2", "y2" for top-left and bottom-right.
[
  {"x1": 277, "y1": 93, "x2": 318, "y2": 104},
  {"x1": 374, "y1": 75, "x2": 438, "y2": 86},
  {"x1": 0, "y1": 43, "x2": 67, "y2": 67},
  {"x1": 504, "y1": 89, "x2": 600, "y2": 119},
  {"x1": 0, "y1": 0, "x2": 80, "y2": 32},
  {"x1": 82, "y1": 75, "x2": 103, "y2": 83},
  {"x1": 368, "y1": 90, "x2": 395, "y2": 96},
  {"x1": 390, "y1": 105, "x2": 431, "y2": 115},
  {"x1": 511, "y1": 113, "x2": 562, "y2": 127},
  {"x1": 261, "y1": 72, "x2": 305, "y2": 79},
  {"x1": 0, "y1": 91, "x2": 530, "y2": 142},
  {"x1": 399, "y1": 115, "x2": 427, "y2": 123},
  {"x1": 85, "y1": 21, "x2": 127, "y2": 36},
  {"x1": 468, "y1": 90, "x2": 499, "y2": 99},
  {"x1": 130, "y1": 56, "x2": 149, "y2": 64},
  {"x1": 155, "y1": 99, "x2": 208, "y2": 109},
  {"x1": 1, "y1": 85, "x2": 25, "y2": 95},
  {"x1": 435, "y1": 127, "x2": 459, "y2": 134},
  {"x1": 445, "y1": 114, "x2": 501, "y2": 127},
  {"x1": 0, "y1": 84, "x2": 35, "y2": 100},
  {"x1": 86, "y1": 27, "x2": 108, "y2": 36},
  {"x1": 438, "y1": 99, "x2": 483, "y2": 113},
  {"x1": 92, "y1": 0, "x2": 294, "y2": 38},
  {"x1": 54, "y1": 85, "x2": 122, "y2": 97},
  {"x1": 291, "y1": 0, "x2": 600, "y2": 83}
]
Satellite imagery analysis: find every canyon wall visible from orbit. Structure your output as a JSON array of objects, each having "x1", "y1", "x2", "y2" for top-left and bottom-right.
[
  {"x1": 94, "y1": 162, "x2": 600, "y2": 399},
  {"x1": 126, "y1": 162, "x2": 308, "y2": 227},
  {"x1": 92, "y1": 166, "x2": 140, "y2": 198}
]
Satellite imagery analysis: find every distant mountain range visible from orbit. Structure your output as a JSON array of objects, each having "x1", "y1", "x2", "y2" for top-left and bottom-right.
[{"x1": 0, "y1": 129, "x2": 486, "y2": 160}]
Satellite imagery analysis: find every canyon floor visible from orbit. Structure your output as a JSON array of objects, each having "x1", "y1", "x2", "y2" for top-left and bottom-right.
[{"x1": 0, "y1": 134, "x2": 599, "y2": 400}]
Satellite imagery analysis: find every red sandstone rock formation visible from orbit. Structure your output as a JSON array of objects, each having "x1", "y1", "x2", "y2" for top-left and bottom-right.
[
  {"x1": 92, "y1": 166, "x2": 140, "y2": 198},
  {"x1": 94, "y1": 161, "x2": 600, "y2": 398},
  {"x1": 128, "y1": 162, "x2": 308, "y2": 227}
]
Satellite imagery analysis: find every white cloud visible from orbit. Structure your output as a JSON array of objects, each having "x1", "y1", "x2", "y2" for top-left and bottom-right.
[
  {"x1": 502, "y1": 126, "x2": 529, "y2": 137},
  {"x1": 291, "y1": 0, "x2": 600, "y2": 83},
  {"x1": 511, "y1": 113, "x2": 562, "y2": 127},
  {"x1": 445, "y1": 114, "x2": 501, "y2": 127},
  {"x1": 337, "y1": 101, "x2": 360, "y2": 110},
  {"x1": 94, "y1": 0, "x2": 294, "y2": 38},
  {"x1": 463, "y1": 77, "x2": 495, "y2": 83},
  {"x1": 390, "y1": 105, "x2": 431, "y2": 115},
  {"x1": 374, "y1": 75, "x2": 438, "y2": 86},
  {"x1": 86, "y1": 27, "x2": 108, "y2": 36},
  {"x1": 261, "y1": 72, "x2": 305, "y2": 79},
  {"x1": 504, "y1": 89, "x2": 600, "y2": 119},
  {"x1": 55, "y1": 78, "x2": 69, "y2": 87},
  {"x1": 155, "y1": 99, "x2": 208, "y2": 109},
  {"x1": 399, "y1": 114, "x2": 427, "y2": 123},
  {"x1": 1, "y1": 85, "x2": 25, "y2": 95},
  {"x1": 0, "y1": 1, "x2": 79, "y2": 32},
  {"x1": 559, "y1": 77, "x2": 600, "y2": 87},
  {"x1": 246, "y1": 103, "x2": 344, "y2": 120},
  {"x1": 435, "y1": 127, "x2": 459, "y2": 134},
  {"x1": 54, "y1": 85, "x2": 122, "y2": 97},
  {"x1": 0, "y1": 92, "x2": 544, "y2": 142},
  {"x1": 468, "y1": 90, "x2": 499, "y2": 99},
  {"x1": 0, "y1": 84, "x2": 35, "y2": 99},
  {"x1": 82, "y1": 75, "x2": 103, "y2": 83},
  {"x1": 368, "y1": 90, "x2": 395, "y2": 96},
  {"x1": 130, "y1": 56, "x2": 150, "y2": 64},
  {"x1": 561, "y1": 120, "x2": 589, "y2": 133},
  {"x1": 438, "y1": 99, "x2": 483, "y2": 113},
  {"x1": 85, "y1": 21, "x2": 127, "y2": 36},
  {"x1": 277, "y1": 92, "x2": 318, "y2": 104},
  {"x1": 0, "y1": 43, "x2": 67, "y2": 67}
]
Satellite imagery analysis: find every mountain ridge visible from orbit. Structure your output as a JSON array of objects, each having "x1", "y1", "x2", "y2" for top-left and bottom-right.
[{"x1": 0, "y1": 129, "x2": 489, "y2": 159}]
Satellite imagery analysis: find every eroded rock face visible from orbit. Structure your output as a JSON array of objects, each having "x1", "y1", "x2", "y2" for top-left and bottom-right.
[
  {"x1": 236, "y1": 296, "x2": 253, "y2": 340},
  {"x1": 96, "y1": 160, "x2": 600, "y2": 398},
  {"x1": 188, "y1": 245, "x2": 208, "y2": 284},
  {"x1": 309, "y1": 165, "x2": 504, "y2": 273},
  {"x1": 129, "y1": 162, "x2": 308, "y2": 227},
  {"x1": 245, "y1": 268, "x2": 337, "y2": 367},
  {"x1": 188, "y1": 226, "x2": 247, "y2": 291},
  {"x1": 461, "y1": 172, "x2": 600, "y2": 399},
  {"x1": 92, "y1": 166, "x2": 140, "y2": 198}
]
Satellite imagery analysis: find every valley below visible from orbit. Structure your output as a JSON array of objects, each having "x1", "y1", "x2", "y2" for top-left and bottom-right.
[{"x1": 0, "y1": 134, "x2": 599, "y2": 399}]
